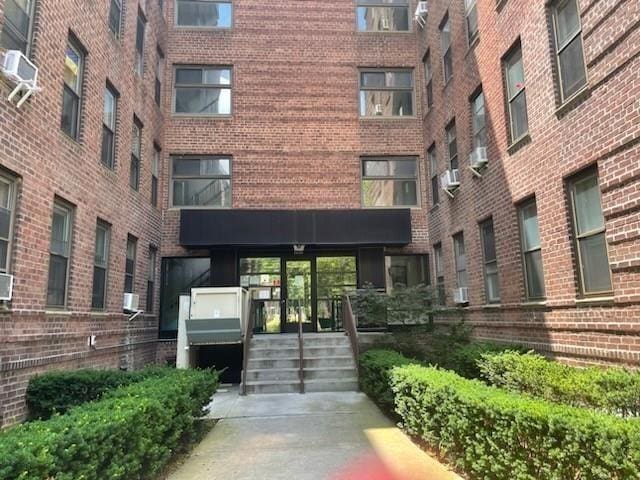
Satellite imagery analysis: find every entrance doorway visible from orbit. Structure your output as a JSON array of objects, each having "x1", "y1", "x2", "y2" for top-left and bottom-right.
[{"x1": 240, "y1": 255, "x2": 357, "y2": 334}]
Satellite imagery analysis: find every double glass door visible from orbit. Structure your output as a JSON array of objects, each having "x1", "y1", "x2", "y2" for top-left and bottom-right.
[{"x1": 283, "y1": 260, "x2": 314, "y2": 332}]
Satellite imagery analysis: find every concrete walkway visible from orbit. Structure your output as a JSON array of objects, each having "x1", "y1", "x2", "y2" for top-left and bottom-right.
[{"x1": 167, "y1": 386, "x2": 462, "y2": 480}]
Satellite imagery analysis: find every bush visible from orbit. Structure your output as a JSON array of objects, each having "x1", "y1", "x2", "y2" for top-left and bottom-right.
[
  {"x1": 391, "y1": 364, "x2": 640, "y2": 480},
  {"x1": 477, "y1": 350, "x2": 640, "y2": 416},
  {"x1": 26, "y1": 366, "x2": 172, "y2": 420},
  {"x1": 0, "y1": 369, "x2": 218, "y2": 480},
  {"x1": 359, "y1": 349, "x2": 417, "y2": 412},
  {"x1": 443, "y1": 342, "x2": 527, "y2": 378}
]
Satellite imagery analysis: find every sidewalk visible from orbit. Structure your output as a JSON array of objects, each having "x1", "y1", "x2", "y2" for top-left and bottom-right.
[{"x1": 167, "y1": 386, "x2": 462, "y2": 480}]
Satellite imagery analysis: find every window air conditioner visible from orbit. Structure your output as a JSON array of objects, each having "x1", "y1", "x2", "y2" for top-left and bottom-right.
[
  {"x1": 374, "y1": 104, "x2": 383, "y2": 115},
  {"x1": 381, "y1": 18, "x2": 390, "y2": 30},
  {"x1": 453, "y1": 287, "x2": 468, "y2": 305},
  {"x1": 469, "y1": 146, "x2": 488, "y2": 173},
  {"x1": 123, "y1": 293, "x2": 140, "y2": 312},
  {"x1": 1, "y1": 50, "x2": 41, "y2": 107},
  {"x1": 0, "y1": 273, "x2": 14, "y2": 301},
  {"x1": 440, "y1": 169, "x2": 460, "y2": 196},
  {"x1": 415, "y1": 1, "x2": 428, "y2": 27}
]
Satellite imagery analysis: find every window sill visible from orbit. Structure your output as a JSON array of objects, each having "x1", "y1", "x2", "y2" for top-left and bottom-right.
[
  {"x1": 356, "y1": 30, "x2": 414, "y2": 35},
  {"x1": 506, "y1": 133, "x2": 531, "y2": 155},
  {"x1": 575, "y1": 296, "x2": 614, "y2": 307},
  {"x1": 520, "y1": 300, "x2": 547, "y2": 309},
  {"x1": 465, "y1": 35, "x2": 480, "y2": 57},
  {"x1": 171, "y1": 113, "x2": 233, "y2": 119},
  {"x1": 482, "y1": 303, "x2": 502, "y2": 309},
  {"x1": 359, "y1": 116, "x2": 418, "y2": 121},
  {"x1": 172, "y1": 26, "x2": 233, "y2": 32},
  {"x1": 60, "y1": 130, "x2": 82, "y2": 148},
  {"x1": 167, "y1": 206, "x2": 232, "y2": 211},
  {"x1": 45, "y1": 309, "x2": 74, "y2": 315},
  {"x1": 555, "y1": 84, "x2": 591, "y2": 118}
]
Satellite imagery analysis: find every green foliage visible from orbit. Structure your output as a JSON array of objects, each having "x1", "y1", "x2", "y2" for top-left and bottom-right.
[
  {"x1": 391, "y1": 364, "x2": 640, "y2": 480},
  {"x1": 0, "y1": 369, "x2": 218, "y2": 480},
  {"x1": 26, "y1": 366, "x2": 173, "y2": 420},
  {"x1": 359, "y1": 349, "x2": 418, "y2": 412},
  {"x1": 478, "y1": 350, "x2": 640, "y2": 416}
]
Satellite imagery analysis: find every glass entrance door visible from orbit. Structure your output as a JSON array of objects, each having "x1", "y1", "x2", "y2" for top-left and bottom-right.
[{"x1": 283, "y1": 259, "x2": 314, "y2": 333}]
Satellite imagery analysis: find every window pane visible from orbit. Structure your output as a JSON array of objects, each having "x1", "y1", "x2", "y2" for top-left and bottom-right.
[
  {"x1": 357, "y1": 7, "x2": 409, "y2": 32},
  {"x1": 506, "y1": 50, "x2": 524, "y2": 98},
  {"x1": 130, "y1": 156, "x2": 140, "y2": 189},
  {"x1": 103, "y1": 89, "x2": 116, "y2": 129},
  {"x1": 440, "y1": 17, "x2": 451, "y2": 50},
  {"x1": 101, "y1": 127, "x2": 114, "y2": 168},
  {"x1": 521, "y1": 201, "x2": 541, "y2": 250},
  {"x1": 64, "y1": 45, "x2": 82, "y2": 92},
  {"x1": 466, "y1": 2, "x2": 478, "y2": 42},
  {"x1": 94, "y1": 225, "x2": 109, "y2": 266},
  {"x1": 92, "y1": 266, "x2": 107, "y2": 309},
  {"x1": 389, "y1": 160, "x2": 416, "y2": 176},
  {"x1": 0, "y1": 27, "x2": 27, "y2": 52},
  {"x1": 579, "y1": 232, "x2": 612, "y2": 293},
  {"x1": 0, "y1": 207, "x2": 11, "y2": 240},
  {"x1": 175, "y1": 87, "x2": 231, "y2": 114},
  {"x1": 555, "y1": 0, "x2": 580, "y2": 46},
  {"x1": 131, "y1": 123, "x2": 141, "y2": 158},
  {"x1": 481, "y1": 221, "x2": 496, "y2": 262},
  {"x1": 386, "y1": 71, "x2": 412, "y2": 87},
  {"x1": 173, "y1": 158, "x2": 230, "y2": 176},
  {"x1": 385, "y1": 255, "x2": 428, "y2": 291},
  {"x1": 47, "y1": 255, "x2": 68, "y2": 306},
  {"x1": 177, "y1": 1, "x2": 232, "y2": 28},
  {"x1": 525, "y1": 249, "x2": 545, "y2": 298},
  {"x1": 573, "y1": 174, "x2": 604, "y2": 235},
  {"x1": 2, "y1": 0, "x2": 31, "y2": 51},
  {"x1": 485, "y1": 263, "x2": 500, "y2": 302},
  {"x1": 61, "y1": 88, "x2": 79, "y2": 138},
  {"x1": 203, "y1": 68, "x2": 231, "y2": 85},
  {"x1": 109, "y1": 0, "x2": 122, "y2": 36},
  {"x1": 176, "y1": 68, "x2": 202, "y2": 84},
  {"x1": 361, "y1": 72, "x2": 386, "y2": 87},
  {"x1": 173, "y1": 178, "x2": 231, "y2": 206},
  {"x1": 443, "y1": 51, "x2": 453, "y2": 82},
  {"x1": 510, "y1": 90, "x2": 528, "y2": 140},
  {"x1": 559, "y1": 36, "x2": 587, "y2": 98},
  {"x1": 0, "y1": 240, "x2": 8, "y2": 272},
  {"x1": 431, "y1": 175, "x2": 439, "y2": 204},
  {"x1": 240, "y1": 257, "x2": 281, "y2": 275},
  {"x1": 50, "y1": 208, "x2": 70, "y2": 256},
  {"x1": 362, "y1": 179, "x2": 417, "y2": 207},
  {"x1": 359, "y1": 90, "x2": 413, "y2": 116}
]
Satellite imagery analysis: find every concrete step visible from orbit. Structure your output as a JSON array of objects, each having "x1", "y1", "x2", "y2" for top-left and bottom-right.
[
  {"x1": 248, "y1": 357, "x2": 300, "y2": 370},
  {"x1": 251, "y1": 336, "x2": 299, "y2": 348},
  {"x1": 304, "y1": 379, "x2": 359, "y2": 393},
  {"x1": 303, "y1": 367, "x2": 357, "y2": 381},
  {"x1": 303, "y1": 346, "x2": 353, "y2": 357},
  {"x1": 303, "y1": 356, "x2": 355, "y2": 369},
  {"x1": 249, "y1": 347, "x2": 300, "y2": 359},
  {"x1": 303, "y1": 336, "x2": 350, "y2": 347},
  {"x1": 245, "y1": 368, "x2": 300, "y2": 382},
  {"x1": 244, "y1": 380, "x2": 302, "y2": 394}
]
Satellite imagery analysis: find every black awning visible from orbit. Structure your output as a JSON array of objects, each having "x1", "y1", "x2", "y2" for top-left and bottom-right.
[{"x1": 179, "y1": 209, "x2": 412, "y2": 248}]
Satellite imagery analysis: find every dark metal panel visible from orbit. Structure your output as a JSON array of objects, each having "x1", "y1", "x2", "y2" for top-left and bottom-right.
[
  {"x1": 211, "y1": 249, "x2": 237, "y2": 287},
  {"x1": 358, "y1": 247, "x2": 385, "y2": 289}
]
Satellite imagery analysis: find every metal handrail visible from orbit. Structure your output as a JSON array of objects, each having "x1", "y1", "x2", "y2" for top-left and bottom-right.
[
  {"x1": 297, "y1": 302, "x2": 305, "y2": 394},
  {"x1": 342, "y1": 293, "x2": 359, "y2": 377},
  {"x1": 241, "y1": 300, "x2": 258, "y2": 395}
]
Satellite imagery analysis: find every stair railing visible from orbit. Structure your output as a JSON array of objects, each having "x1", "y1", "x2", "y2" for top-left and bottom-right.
[
  {"x1": 342, "y1": 293, "x2": 359, "y2": 377},
  {"x1": 297, "y1": 300, "x2": 305, "y2": 394},
  {"x1": 241, "y1": 300, "x2": 258, "y2": 395}
]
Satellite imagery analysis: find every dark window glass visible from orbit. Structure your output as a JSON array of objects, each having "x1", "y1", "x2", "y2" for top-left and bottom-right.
[
  {"x1": 176, "y1": 0, "x2": 232, "y2": 28},
  {"x1": 101, "y1": 85, "x2": 117, "y2": 169},
  {"x1": 362, "y1": 158, "x2": 419, "y2": 207},
  {"x1": 92, "y1": 221, "x2": 110, "y2": 309},
  {"x1": 385, "y1": 255, "x2": 429, "y2": 292},
  {"x1": 174, "y1": 67, "x2": 232, "y2": 115},
  {"x1": 61, "y1": 40, "x2": 84, "y2": 139},
  {"x1": 135, "y1": 10, "x2": 146, "y2": 76},
  {"x1": 124, "y1": 235, "x2": 137, "y2": 293},
  {"x1": 434, "y1": 243, "x2": 445, "y2": 305},
  {"x1": 146, "y1": 247, "x2": 157, "y2": 312},
  {"x1": 152, "y1": 145, "x2": 160, "y2": 207},
  {"x1": 428, "y1": 144, "x2": 439, "y2": 205},
  {"x1": 480, "y1": 219, "x2": 500, "y2": 303},
  {"x1": 423, "y1": 52, "x2": 433, "y2": 108},
  {"x1": 108, "y1": 0, "x2": 122, "y2": 38},
  {"x1": 356, "y1": 0, "x2": 409, "y2": 32},
  {"x1": 446, "y1": 120, "x2": 458, "y2": 170},
  {"x1": 171, "y1": 156, "x2": 232, "y2": 207},
  {"x1": 0, "y1": 175, "x2": 17, "y2": 274},
  {"x1": 0, "y1": 0, "x2": 34, "y2": 54},
  {"x1": 519, "y1": 198, "x2": 546, "y2": 299},
  {"x1": 440, "y1": 15, "x2": 453, "y2": 83},
  {"x1": 155, "y1": 48, "x2": 164, "y2": 105},
  {"x1": 130, "y1": 118, "x2": 142, "y2": 190},
  {"x1": 47, "y1": 201, "x2": 73, "y2": 307},
  {"x1": 552, "y1": 0, "x2": 587, "y2": 101},
  {"x1": 504, "y1": 43, "x2": 529, "y2": 142}
]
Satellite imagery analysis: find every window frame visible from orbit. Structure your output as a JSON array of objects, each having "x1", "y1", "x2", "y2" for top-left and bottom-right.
[
  {"x1": 91, "y1": 220, "x2": 111, "y2": 310},
  {"x1": 155, "y1": 47, "x2": 165, "y2": 106},
  {"x1": 146, "y1": 245, "x2": 157, "y2": 312},
  {"x1": 503, "y1": 41, "x2": 529, "y2": 144},
  {"x1": 0, "y1": 0, "x2": 37, "y2": 55},
  {"x1": 170, "y1": 155, "x2": 233, "y2": 209},
  {"x1": 355, "y1": 0, "x2": 411, "y2": 33},
  {"x1": 440, "y1": 13, "x2": 453, "y2": 84},
  {"x1": 517, "y1": 197, "x2": 546, "y2": 301},
  {"x1": 135, "y1": 8, "x2": 146, "y2": 77},
  {"x1": 568, "y1": 169, "x2": 613, "y2": 297},
  {"x1": 470, "y1": 88, "x2": 486, "y2": 151},
  {"x1": 172, "y1": 65, "x2": 233, "y2": 116},
  {"x1": 124, "y1": 234, "x2": 137, "y2": 294},
  {"x1": 445, "y1": 119, "x2": 458, "y2": 170},
  {"x1": 46, "y1": 199, "x2": 74, "y2": 308},
  {"x1": 151, "y1": 143, "x2": 160, "y2": 207},
  {"x1": 174, "y1": 0, "x2": 234, "y2": 29},
  {"x1": 358, "y1": 68, "x2": 415, "y2": 118},
  {"x1": 130, "y1": 116, "x2": 143, "y2": 190},
  {"x1": 101, "y1": 83, "x2": 118, "y2": 170},
  {"x1": 433, "y1": 243, "x2": 445, "y2": 305},
  {"x1": 453, "y1": 232, "x2": 467, "y2": 289},
  {"x1": 428, "y1": 143, "x2": 439, "y2": 206},
  {"x1": 464, "y1": 0, "x2": 479, "y2": 45},
  {"x1": 360, "y1": 157, "x2": 420, "y2": 209},
  {"x1": 384, "y1": 254, "x2": 430, "y2": 293},
  {"x1": 551, "y1": 0, "x2": 588, "y2": 103},
  {"x1": 108, "y1": 0, "x2": 123, "y2": 39},
  {"x1": 479, "y1": 218, "x2": 500, "y2": 304},
  {"x1": 0, "y1": 172, "x2": 18, "y2": 275},
  {"x1": 423, "y1": 51, "x2": 433, "y2": 109},
  {"x1": 60, "y1": 36, "x2": 85, "y2": 141}
]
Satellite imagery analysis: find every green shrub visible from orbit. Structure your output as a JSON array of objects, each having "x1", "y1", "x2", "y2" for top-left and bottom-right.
[
  {"x1": 477, "y1": 350, "x2": 640, "y2": 416},
  {"x1": 359, "y1": 349, "x2": 417, "y2": 412},
  {"x1": 26, "y1": 366, "x2": 172, "y2": 420},
  {"x1": 0, "y1": 369, "x2": 218, "y2": 480},
  {"x1": 391, "y1": 364, "x2": 640, "y2": 480},
  {"x1": 443, "y1": 342, "x2": 527, "y2": 378}
]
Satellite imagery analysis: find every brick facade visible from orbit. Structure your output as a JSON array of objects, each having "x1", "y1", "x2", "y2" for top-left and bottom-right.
[{"x1": 0, "y1": 0, "x2": 638, "y2": 426}]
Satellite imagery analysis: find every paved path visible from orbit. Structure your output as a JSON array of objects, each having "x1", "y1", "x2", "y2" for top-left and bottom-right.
[{"x1": 168, "y1": 386, "x2": 462, "y2": 480}]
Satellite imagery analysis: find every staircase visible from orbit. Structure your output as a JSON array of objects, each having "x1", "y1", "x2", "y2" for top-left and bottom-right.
[{"x1": 243, "y1": 333, "x2": 358, "y2": 394}]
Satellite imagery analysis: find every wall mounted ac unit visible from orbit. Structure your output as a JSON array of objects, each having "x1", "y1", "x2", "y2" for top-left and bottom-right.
[
  {"x1": 123, "y1": 293, "x2": 140, "y2": 312},
  {"x1": 374, "y1": 103, "x2": 383, "y2": 115},
  {"x1": 0, "y1": 273, "x2": 14, "y2": 301},
  {"x1": 415, "y1": 1, "x2": 428, "y2": 27},
  {"x1": 453, "y1": 287, "x2": 468, "y2": 305},
  {"x1": 469, "y1": 147, "x2": 488, "y2": 176},
  {"x1": 1, "y1": 50, "x2": 41, "y2": 107},
  {"x1": 381, "y1": 18, "x2": 390, "y2": 30},
  {"x1": 440, "y1": 169, "x2": 460, "y2": 197}
]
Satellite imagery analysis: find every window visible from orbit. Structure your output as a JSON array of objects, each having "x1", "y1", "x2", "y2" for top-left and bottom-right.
[
  {"x1": 423, "y1": 51, "x2": 433, "y2": 109},
  {"x1": 146, "y1": 246, "x2": 157, "y2": 312},
  {"x1": 471, "y1": 90, "x2": 486, "y2": 151},
  {"x1": 428, "y1": 144, "x2": 439, "y2": 205},
  {"x1": 359, "y1": 69, "x2": 414, "y2": 117},
  {"x1": 176, "y1": 0, "x2": 232, "y2": 28},
  {"x1": 551, "y1": 0, "x2": 587, "y2": 101},
  {"x1": 92, "y1": 221, "x2": 110, "y2": 309},
  {"x1": 124, "y1": 235, "x2": 137, "y2": 293},
  {"x1": 171, "y1": 156, "x2": 231, "y2": 207},
  {"x1": 174, "y1": 66, "x2": 232, "y2": 115},
  {"x1": 108, "y1": 0, "x2": 122, "y2": 38},
  {"x1": 151, "y1": 144, "x2": 160, "y2": 207},
  {"x1": 503, "y1": 42, "x2": 529, "y2": 143},
  {"x1": 446, "y1": 120, "x2": 458, "y2": 170},
  {"x1": 453, "y1": 233, "x2": 467, "y2": 289},
  {"x1": 101, "y1": 84, "x2": 118, "y2": 169},
  {"x1": 434, "y1": 243, "x2": 445, "y2": 304},
  {"x1": 47, "y1": 200, "x2": 73, "y2": 307},
  {"x1": 465, "y1": 0, "x2": 478, "y2": 44},
  {"x1": 0, "y1": 0, "x2": 35, "y2": 53},
  {"x1": 385, "y1": 255, "x2": 429, "y2": 292},
  {"x1": 160, "y1": 257, "x2": 210, "y2": 335},
  {"x1": 130, "y1": 117, "x2": 142, "y2": 190},
  {"x1": 568, "y1": 170, "x2": 612, "y2": 295},
  {"x1": 480, "y1": 218, "x2": 500, "y2": 303},
  {"x1": 356, "y1": 0, "x2": 409, "y2": 32},
  {"x1": 61, "y1": 38, "x2": 84, "y2": 140},
  {"x1": 135, "y1": 9, "x2": 146, "y2": 76},
  {"x1": 518, "y1": 198, "x2": 545, "y2": 299},
  {"x1": 361, "y1": 158, "x2": 418, "y2": 208},
  {"x1": 440, "y1": 14, "x2": 453, "y2": 84},
  {"x1": 0, "y1": 174, "x2": 17, "y2": 274},
  {"x1": 155, "y1": 47, "x2": 164, "y2": 106}
]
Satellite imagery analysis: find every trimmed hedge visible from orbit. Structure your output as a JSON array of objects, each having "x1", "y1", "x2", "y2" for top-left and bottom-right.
[
  {"x1": 0, "y1": 369, "x2": 218, "y2": 480},
  {"x1": 359, "y1": 349, "x2": 418, "y2": 412},
  {"x1": 26, "y1": 367, "x2": 172, "y2": 420},
  {"x1": 477, "y1": 350, "x2": 640, "y2": 416},
  {"x1": 392, "y1": 365, "x2": 640, "y2": 480}
]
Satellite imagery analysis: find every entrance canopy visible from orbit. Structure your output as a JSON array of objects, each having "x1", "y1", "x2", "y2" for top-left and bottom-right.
[{"x1": 179, "y1": 209, "x2": 412, "y2": 248}]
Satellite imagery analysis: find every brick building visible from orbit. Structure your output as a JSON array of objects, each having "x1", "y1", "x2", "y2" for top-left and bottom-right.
[{"x1": 0, "y1": 0, "x2": 638, "y2": 425}]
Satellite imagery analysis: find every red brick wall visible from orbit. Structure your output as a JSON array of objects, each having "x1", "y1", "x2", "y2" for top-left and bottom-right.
[{"x1": 419, "y1": 0, "x2": 640, "y2": 366}]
